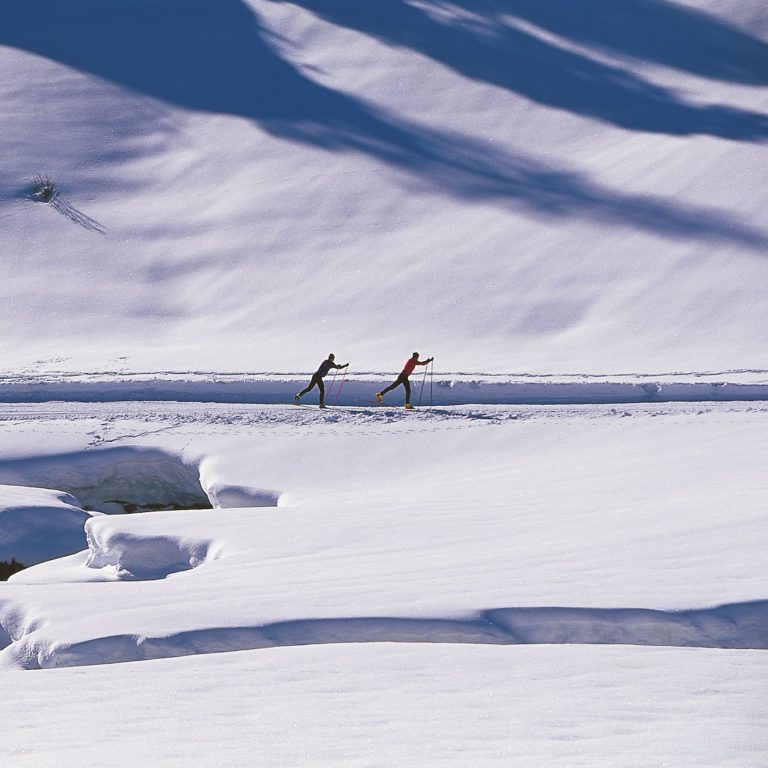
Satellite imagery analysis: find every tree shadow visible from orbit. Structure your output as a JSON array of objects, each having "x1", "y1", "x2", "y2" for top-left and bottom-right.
[
  {"x1": 1, "y1": 0, "x2": 765, "y2": 247},
  {"x1": 275, "y1": 0, "x2": 768, "y2": 140},
  {"x1": 397, "y1": 137, "x2": 768, "y2": 248},
  {"x1": 500, "y1": 0, "x2": 768, "y2": 86}
]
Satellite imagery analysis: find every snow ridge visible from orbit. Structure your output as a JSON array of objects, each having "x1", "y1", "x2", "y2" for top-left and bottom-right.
[
  {"x1": 83, "y1": 516, "x2": 216, "y2": 581},
  {"x1": 3, "y1": 600, "x2": 766, "y2": 670}
]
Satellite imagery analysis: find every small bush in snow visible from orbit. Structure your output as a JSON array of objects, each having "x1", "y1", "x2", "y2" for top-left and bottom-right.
[{"x1": 32, "y1": 174, "x2": 56, "y2": 203}]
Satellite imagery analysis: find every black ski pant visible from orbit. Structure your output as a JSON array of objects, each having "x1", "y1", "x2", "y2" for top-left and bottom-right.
[
  {"x1": 299, "y1": 373, "x2": 325, "y2": 405},
  {"x1": 380, "y1": 373, "x2": 411, "y2": 403}
]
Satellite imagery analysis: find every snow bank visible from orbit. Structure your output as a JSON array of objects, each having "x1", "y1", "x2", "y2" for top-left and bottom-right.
[
  {"x1": 9, "y1": 503, "x2": 252, "y2": 586},
  {"x1": 5, "y1": 599, "x2": 767, "y2": 669},
  {"x1": 202, "y1": 481, "x2": 279, "y2": 509},
  {"x1": 0, "y1": 444, "x2": 282, "y2": 582},
  {"x1": 485, "y1": 602, "x2": 768, "y2": 650},
  {"x1": 3, "y1": 371, "x2": 768, "y2": 405},
  {"x1": 0, "y1": 485, "x2": 95, "y2": 568},
  {"x1": 84, "y1": 515, "x2": 216, "y2": 581},
  {"x1": 0, "y1": 446, "x2": 210, "y2": 514}
]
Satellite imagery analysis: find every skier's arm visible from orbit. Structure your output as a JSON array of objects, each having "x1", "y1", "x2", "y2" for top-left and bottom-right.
[
  {"x1": 334, "y1": 362, "x2": 349, "y2": 369},
  {"x1": 415, "y1": 357, "x2": 434, "y2": 366}
]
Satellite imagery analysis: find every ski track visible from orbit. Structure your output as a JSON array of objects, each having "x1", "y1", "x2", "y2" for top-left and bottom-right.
[{"x1": 1, "y1": 401, "x2": 768, "y2": 433}]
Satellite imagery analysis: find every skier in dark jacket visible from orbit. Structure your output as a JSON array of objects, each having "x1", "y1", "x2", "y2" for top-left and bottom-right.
[
  {"x1": 295, "y1": 354, "x2": 349, "y2": 408},
  {"x1": 376, "y1": 352, "x2": 433, "y2": 409}
]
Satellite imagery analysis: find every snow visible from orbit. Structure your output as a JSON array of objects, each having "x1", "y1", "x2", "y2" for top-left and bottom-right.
[
  {"x1": 1, "y1": 644, "x2": 766, "y2": 768},
  {"x1": 1, "y1": 403, "x2": 767, "y2": 644},
  {"x1": 1, "y1": 0, "x2": 767, "y2": 374},
  {"x1": 0, "y1": 484, "x2": 97, "y2": 567},
  {"x1": 1, "y1": 0, "x2": 768, "y2": 764},
  {"x1": 0, "y1": 445, "x2": 210, "y2": 514},
  {"x1": 6, "y1": 368, "x2": 768, "y2": 406},
  {"x1": 0, "y1": 401, "x2": 766, "y2": 761}
]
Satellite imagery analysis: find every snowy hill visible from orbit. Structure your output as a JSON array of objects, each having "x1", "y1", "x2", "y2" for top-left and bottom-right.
[
  {"x1": 2, "y1": 3, "x2": 768, "y2": 766},
  {"x1": 2, "y1": 0, "x2": 767, "y2": 375}
]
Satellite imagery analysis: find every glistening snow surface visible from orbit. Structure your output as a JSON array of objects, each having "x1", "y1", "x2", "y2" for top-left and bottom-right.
[
  {"x1": 2, "y1": 0, "x2": 768, "y2": 765},
  {"x1": 0, "y1": 401, "x2": 767, "y2": 766}
]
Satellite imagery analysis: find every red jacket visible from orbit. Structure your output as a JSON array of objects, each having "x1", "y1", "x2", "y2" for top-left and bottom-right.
[{"x1": 401, "y1": 358, "x2": 418, "y2": 376}]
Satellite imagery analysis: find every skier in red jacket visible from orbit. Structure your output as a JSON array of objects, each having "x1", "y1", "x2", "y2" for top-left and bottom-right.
[{"x1": 376, "y1": 352, "x2": 434, "y2": 409}]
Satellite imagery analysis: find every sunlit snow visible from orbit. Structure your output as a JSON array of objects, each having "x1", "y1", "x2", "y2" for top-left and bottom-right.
[{"x1": 1, "y1": 0, "x2": 767, "y2": 766}]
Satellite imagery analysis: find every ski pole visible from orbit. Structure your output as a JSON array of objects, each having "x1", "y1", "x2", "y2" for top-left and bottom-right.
[
  {"x1": 334, "y1": 365, "x2": 349, "y2": 404},
  {"x1": 429, "y1": 358, "x2": 434, "y2": 410},
  {"x1": 327, "y1": 368, "x2": 339, "y2": 401},
  {"x1": 417, "y1": 363, "x2": 428, "y2": 407}
]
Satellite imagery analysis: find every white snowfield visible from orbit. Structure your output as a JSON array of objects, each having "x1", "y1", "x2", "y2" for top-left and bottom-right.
[
  {"x1": 1, "y1": 402, "x2": 767, "y2": 765},
  {"x1": 2, "y1": 0, "x2": 768, "y2": 764}
]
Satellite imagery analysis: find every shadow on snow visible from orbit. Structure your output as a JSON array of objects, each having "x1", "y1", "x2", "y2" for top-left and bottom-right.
[
  {"x1": 272, "y1": 0, "x2": 768, "y2": 138},
  {"x1": 12, "y1": 599, "x2": 768, "y2": 668},
  {"x1": 1, "y1": 0, "x2": 766, "y2": 246}
]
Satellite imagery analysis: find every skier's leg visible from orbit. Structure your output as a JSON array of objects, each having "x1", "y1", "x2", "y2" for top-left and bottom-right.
[
  {"x1": 318, "y1": 378, "x2": 326, "y2": 407},
  {"x1": 298, "y1": 374, "x2": 320, "y2": 398},
  {"x1": 296, "y1": 380, "x2": 311, "y2": 400},
  {"x1": 403, "y1": 377, "x2": 411, "y2": 405},
  {"x1": 380, "y1": 377, "x2": 401, "y2": 396}
]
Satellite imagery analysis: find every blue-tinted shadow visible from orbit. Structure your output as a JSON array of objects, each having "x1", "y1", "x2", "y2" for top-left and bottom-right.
[
  {"x1": 1, "y1": 0, "x2": 765, "y2": 246},
  {"x1": 276, "y1": 0, "x2": 768, "y2": 140}
]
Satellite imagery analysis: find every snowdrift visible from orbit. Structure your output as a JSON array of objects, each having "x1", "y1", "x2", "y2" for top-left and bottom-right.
[
  {"x1": 0, "y1": 485, "x2": 96, "y2": 570},
  {"x1": 0, "y1": 446, "x2": 210, "y2": 514},
  {"x1": 1, "y1": 402, "x2": 767, "y2": 671},
  {"x1": 4, "y1": 484, "x2": 768, "y2": 667}
]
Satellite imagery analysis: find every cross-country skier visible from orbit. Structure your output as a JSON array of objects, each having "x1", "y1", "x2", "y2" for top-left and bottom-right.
[
  {"x1": 295, "y1": 354, "x2": 349, "y2": 408},
  {"x1": 376, "y1": 352, "x2": 433, "y2": 409}
]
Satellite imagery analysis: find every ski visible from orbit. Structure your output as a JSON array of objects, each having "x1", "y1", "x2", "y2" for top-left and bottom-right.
[{"x1": 363, "y1": 400, "x2": 417, "y2": 410}]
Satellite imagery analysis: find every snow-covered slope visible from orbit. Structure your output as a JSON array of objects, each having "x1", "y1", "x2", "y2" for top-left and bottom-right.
[{"x1": 2, "y1": 0, "x2": 767, "y2": 375}]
